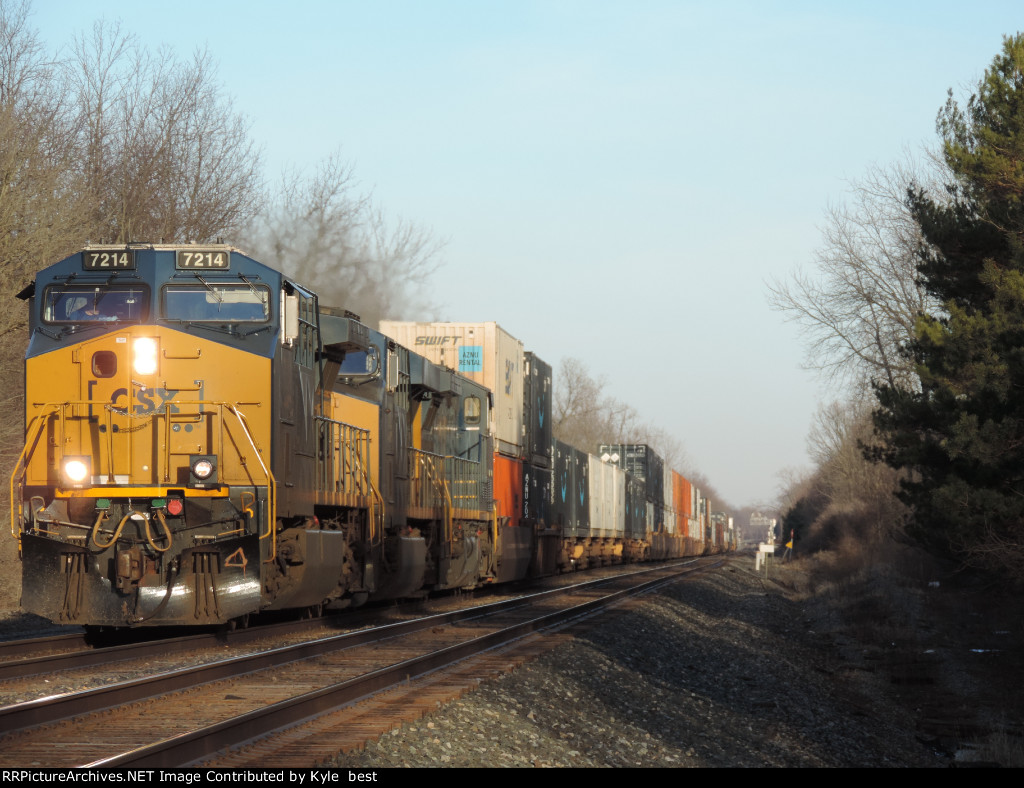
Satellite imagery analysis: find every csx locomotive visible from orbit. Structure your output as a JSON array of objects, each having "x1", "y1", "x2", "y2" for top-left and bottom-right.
[{"x1": 11, "y1": 244, "x2": 732, "y2": 628}]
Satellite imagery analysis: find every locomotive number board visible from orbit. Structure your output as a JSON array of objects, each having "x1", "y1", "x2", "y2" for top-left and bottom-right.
[
  {"x1": 176, "y1": 250, "x2": 230, "y2": 270},
  {"x1": 83, "y1": 250, "x2": 136, "y2": 270}
]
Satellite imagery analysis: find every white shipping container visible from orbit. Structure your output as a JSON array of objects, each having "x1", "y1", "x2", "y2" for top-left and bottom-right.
[
  {"x1": 588, "y1": 455, "x2": 625, "y2": 537},
  {"x1": 381, "y1": 321, "x2": 524, "y2": 457},
  {"x1": 613, "y1": 464, "x2": 625, "y2": 536}
]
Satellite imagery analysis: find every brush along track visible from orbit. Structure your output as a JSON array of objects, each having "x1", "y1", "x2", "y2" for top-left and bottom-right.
[{"x1": 0, "y1": 560, "x2": 715, "y2": 767}]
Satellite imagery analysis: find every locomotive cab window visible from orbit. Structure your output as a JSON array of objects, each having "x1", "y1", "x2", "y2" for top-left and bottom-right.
[
  {"x1": 162, "y1": 284, "x2": 270, "y2": 322},
  {"x1": 463, "y1": 395, "x2": 481, "y2": 425},
  {"x1": 44, "y1": 285, "x2": 148, "y2": 323},
  {"x1": 338, "y1": 346, "x2": 380, "y2": 382}
]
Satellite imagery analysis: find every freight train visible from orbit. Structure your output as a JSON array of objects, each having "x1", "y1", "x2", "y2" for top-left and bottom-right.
[{"x1": 10, "y1": 244, "x2": 734, "y2": 628}]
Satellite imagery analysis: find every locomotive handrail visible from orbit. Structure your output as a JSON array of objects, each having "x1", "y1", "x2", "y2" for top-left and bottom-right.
[
  {"x1": 411, "y1": 449, "x2": 453, "y2": 548},
  {"x1": 409, "y1": 449, "x2": 486, "y2": 514},
  {"x1": 369, "y1": 479, "x2": 384, "y2": 549},
  {"x1": 224, "y1": 404, "x2": 276, "y2": 562},
  {"x1": 314, "y1": 416, "x2": 371, "y2": 497},
  {"x1": 490, "y1": 503, "x2": 499, "y2": 578},
  {"x1": 9, "y1": 398, "x2": 275, "y2": 558},
  {"x1": 313, "y1": 415, "x2": 382, "y2": 547},
  {"x1": 409, "y1": 448, "x2": 492, "y2": 558},
  {"x1": 8, "y1": 402, "x2": 63, "y2": 542},
  {"x1": 10, "y1": 399, "x2": 144, "y2": 534},
  {"x1": 436, "y1": 457, "x2": 454, "y2": 549}
]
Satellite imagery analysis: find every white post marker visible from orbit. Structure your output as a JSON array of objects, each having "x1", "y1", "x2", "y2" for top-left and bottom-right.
[{"x1": 756, "y1": 542, "x2": 775, "y2": 575}]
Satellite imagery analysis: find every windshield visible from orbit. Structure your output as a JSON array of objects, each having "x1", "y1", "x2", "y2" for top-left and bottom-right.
[
  {"x1": 44, "y1": 285, "x2": 148, "y2": 323},
  {"x1": 163, "y1": 284, "x2": 270, "y2": 322}
]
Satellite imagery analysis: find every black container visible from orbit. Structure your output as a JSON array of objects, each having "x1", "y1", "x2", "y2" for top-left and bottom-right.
[
  {"x1": 523, "y1": 352, "x2": 552, "y2": 468},
  {"x1": 624, "y1": 473, "x2": 647, "y2": 539},
  {"x1": 522, "y1": 464, "x2": 552, "y2": 528},
  {"x1": 597, "y1": 443, "x2": 664, "y2": 505},
  {"x1": 550, "y1": 439, "x2": 589, "y2": 537}
]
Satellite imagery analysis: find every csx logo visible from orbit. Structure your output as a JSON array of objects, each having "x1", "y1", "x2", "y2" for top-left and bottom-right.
[
  {"x1": 415, "y1": 336, "x2": 462, "y2": 346},
  {"x1": 100, "y1": 382, "x2": 204, "y2": 415}
]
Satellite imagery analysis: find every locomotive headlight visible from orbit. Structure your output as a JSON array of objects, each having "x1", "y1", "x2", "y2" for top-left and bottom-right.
[
  {"x1": 133, "y1": 337, "x2": 158, "y2": 375},
  {"x1": 189, "y1": 455, "x2": 218, "y2": 487},
  {"x1": 62, "y1": 457, "x2": 91, "y2": 486}
]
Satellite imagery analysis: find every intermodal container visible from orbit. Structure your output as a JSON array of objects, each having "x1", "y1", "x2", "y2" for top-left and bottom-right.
[
  {"x1": 380, "y1": 321, "x2": 524, "y2": 458},
  {"x1": 597, "y1": 443, "x2": 664, "y2": 505},
  {"x1": 523, "y1": 352, "x2": 552, "y2": 468},
  {"x1": 550, "y1": 439, "x2": 590, "y2": 537},
  {"x1": 588, "y1": 455, "x2": 625, "y2": 537}
]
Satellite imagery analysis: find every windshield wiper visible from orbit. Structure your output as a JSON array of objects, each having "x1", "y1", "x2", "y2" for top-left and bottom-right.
[
  {"x1": 237, "y1": 273, "x2": 261, "y2": 297},
  {"x1": 35, "y1": 325, "x2": 62, "y2": 340},
  {"x1": 188, "y1": 322, "x2": 238, "y2": 337},
  {"x1": 44, "y1": 322, "x2": 114, "y2": 340},
  {"x1": 194, "y1": 274, "x2": 223, "y2": 303}
]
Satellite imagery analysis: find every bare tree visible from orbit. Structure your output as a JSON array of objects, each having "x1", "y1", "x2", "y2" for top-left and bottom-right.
[
  {"x1": 242, "y1": 152, "x2": 444, "y2": 327},
  {"x1": 0, "y1": 0, "x2": 92, "y2": 583},
  {"x1": 552, "y1": 357, "x2": 603, "y2": 445},
  {"x1": 807, "y1": 399, "x2": 899, "y2": 511},
  {"x1": 552, "y1": 357, "x2": 692, "y2": 474},
  {"x1": 0, "y1": 1, "x2": 85, "y2": 322},
  {"x1": 640, "y1": 427, "x2": 690, "y2": 477},
  {"x1": 0, "y1": 1, "x2": 87, "y2": 462},
  {"x1": 779, "y1": 397, "x2": 908, "y2": 553},
  {"x1": 768, "y1": 158, "x2": 943, "y2": 393},
  {"x1": 66, "y1": 21, "x2": 262, "y2": 243},
  {"x1": 354, "y1": 207, "x2": 446, "y2": 326},
  {"x1": 766, "y1": 157, "x2": 952, "y2": 555},
  {"x1": 553, "y1": 357, "x2": 638, "y2": 452}
]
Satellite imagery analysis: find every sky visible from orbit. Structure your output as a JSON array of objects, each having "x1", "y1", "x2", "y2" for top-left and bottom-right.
[{"x1": 26, "y1": 0, "x2": 1024, "y2": 508}]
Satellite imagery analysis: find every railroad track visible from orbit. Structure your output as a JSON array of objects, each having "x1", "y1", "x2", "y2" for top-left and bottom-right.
[
  {"x1": 0, "y1": 632, "x2": 87, "y2": 662},
  {"x1": 0, "y1": 558, "x2": 717, "y2": 768},
  {"x1": 0, "y1": 614, "x2": 374, "y2": 697},
  {"x1": 0, "y1": 559, "x2": 691, "y2": 693}
]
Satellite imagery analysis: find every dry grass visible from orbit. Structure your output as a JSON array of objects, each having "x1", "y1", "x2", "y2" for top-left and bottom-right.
[
  {"x1": 972, "y1": 730, "x2": 1024, "y2": 768},
  {"x1": 773, "y1": 535, "x2": 1024, "y2": 766}
]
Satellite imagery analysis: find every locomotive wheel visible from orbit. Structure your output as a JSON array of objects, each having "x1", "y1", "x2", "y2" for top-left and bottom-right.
[
  {"x1": 302, "y1": 603, "x2": 323, "y2": 620},
  {"x1": 225, "y1": 614, "x2": 250, "y2": 631}
]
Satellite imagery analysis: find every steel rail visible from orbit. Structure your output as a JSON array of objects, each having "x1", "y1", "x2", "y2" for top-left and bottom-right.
[
  {"x1": 0, "y1": 560, "x2": 703, "y2": 736},
  {"x1": 0, "y1": 614, "x2": 347, "y2": 683},
  {"x1": 90, "y1": 563, "x2": 711, "y2": 767},
  {"x1": 0, "y1": 633, "x2": 87, "y2": 661}
]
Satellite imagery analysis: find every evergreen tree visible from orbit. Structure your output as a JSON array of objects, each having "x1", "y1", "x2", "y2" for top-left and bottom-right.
[{"x1": 873, "y1": 34, "x2": 1024, "y2": 580}]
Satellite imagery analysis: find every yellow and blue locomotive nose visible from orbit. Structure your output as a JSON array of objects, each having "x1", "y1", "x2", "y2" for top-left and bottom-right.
[{"x1": 14, "y1": 245, "x2": 277, "y2": 626}]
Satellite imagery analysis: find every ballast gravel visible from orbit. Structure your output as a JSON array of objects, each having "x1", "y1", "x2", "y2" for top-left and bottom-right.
[
  {"x1": 326, "y1": 559, "x2": 941, "y2": 768},
  {"x1": 2, "y1": 556, "x2": 975, "y2": 768}
]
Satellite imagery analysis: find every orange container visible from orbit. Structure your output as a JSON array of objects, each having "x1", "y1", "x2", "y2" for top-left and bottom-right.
[
  {"x1": 492, "y1": 454, "x2": 523, "y2": 526},
  {"x1": 672, "y1": 471, "x2": 690, "y2": 536}
]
